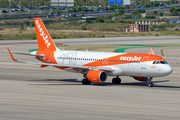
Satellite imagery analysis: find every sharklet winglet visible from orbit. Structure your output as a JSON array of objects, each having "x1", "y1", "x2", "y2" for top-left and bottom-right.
[
  {"x1": 149, "y1": 47, "x2": 154, "y2": 55},
  {"x1": 7, "y1": 48, "x2": 17, "y2": 61}
]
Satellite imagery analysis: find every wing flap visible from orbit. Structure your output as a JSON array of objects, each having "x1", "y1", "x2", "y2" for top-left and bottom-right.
[{"x1": 22, "y1": 61, "x2": 112, "y2": 71}]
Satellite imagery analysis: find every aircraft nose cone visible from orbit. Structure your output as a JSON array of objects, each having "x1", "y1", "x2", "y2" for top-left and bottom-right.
[{"x1": 164, "y1": 65, "x2": 173, "y2": 75}]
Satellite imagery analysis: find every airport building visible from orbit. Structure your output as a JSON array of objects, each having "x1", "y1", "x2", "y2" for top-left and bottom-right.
[
  {"x1": 129, "y1": 22, "x2": 149, "y2": 32},
  {"x1": 51, "y1": 0, "x2": 74, "y2": 7}
]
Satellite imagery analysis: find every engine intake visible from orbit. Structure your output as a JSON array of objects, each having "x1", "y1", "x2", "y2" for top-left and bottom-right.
[{"x1": 87, "y1": 70, "x2": 107, "y2": 83}]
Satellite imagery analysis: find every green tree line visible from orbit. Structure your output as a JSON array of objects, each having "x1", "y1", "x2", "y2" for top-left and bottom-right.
[{"x1": 132, "y1": 0, "x2": 178, "y2": 8}]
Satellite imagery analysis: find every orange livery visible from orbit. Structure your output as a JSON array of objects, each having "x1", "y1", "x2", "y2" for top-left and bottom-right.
[{"x1": 7, "y1": 18, "x2": 173, "y2": 87}]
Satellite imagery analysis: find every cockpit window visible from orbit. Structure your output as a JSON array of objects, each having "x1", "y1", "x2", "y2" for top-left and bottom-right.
[
  {"x1": 160, "y1": 61, "x2": 165, "y2": 64},
  {"x1": 152, "y1": 61, "x2": 168, "y2": 64}
]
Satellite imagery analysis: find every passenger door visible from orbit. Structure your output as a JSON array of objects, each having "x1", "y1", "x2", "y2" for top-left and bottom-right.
[{"x1": 141, "y1": 57, "x2": 148, "y2": 69}]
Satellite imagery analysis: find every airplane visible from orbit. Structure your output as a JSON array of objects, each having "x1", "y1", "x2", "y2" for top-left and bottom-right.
[{"x1": 7, "y1": 18, "x2": 173, "y2": 87}]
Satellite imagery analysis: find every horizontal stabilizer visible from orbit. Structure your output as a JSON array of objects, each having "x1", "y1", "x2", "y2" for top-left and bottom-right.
[{"x1": 13, "y1": 52, "x2": 43, "y2": 57}]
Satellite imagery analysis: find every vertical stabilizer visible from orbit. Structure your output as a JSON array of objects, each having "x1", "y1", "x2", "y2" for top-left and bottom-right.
[{"x1": 34, "y1": 18, "x2": 56, "y2": 51}]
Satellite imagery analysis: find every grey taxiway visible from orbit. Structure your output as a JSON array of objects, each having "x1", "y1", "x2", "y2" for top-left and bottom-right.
[{"x1": 0, "y1": 36, "x2": 180, "y2": 120}]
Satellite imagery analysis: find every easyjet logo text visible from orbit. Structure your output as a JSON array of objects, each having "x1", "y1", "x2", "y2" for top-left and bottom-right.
[
  {"x1": 35, "y1": 20, "x2": 51, "y2": 48},
  {"x1": 120, "y1": 56, "x2": 142, "y2": 61}
]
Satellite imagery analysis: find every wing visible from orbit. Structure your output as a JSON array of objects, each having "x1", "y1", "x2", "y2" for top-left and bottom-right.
[
  {"x1": 149, "y1": 47, "x2": 154, "y2": 55},
  {"x1": 7, "y1": 48, "x2": 112, "y2": 72}
]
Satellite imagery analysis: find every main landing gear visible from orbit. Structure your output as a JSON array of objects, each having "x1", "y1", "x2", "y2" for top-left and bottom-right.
[
  {"x1": 82, "y1": 73, "x2": 91, "y2": 85},
  {"x1": 82, "y1": 74, "x2": 91, "y2": 85},
  {"x1": 82, "y1": 79, "x2": 91, "y2": 85},
  {"x1": 112, "y1": 76, "x2": 121, "y2": 84},
  {"x1": 146, "y1": 77, "x2": 154, "y2": 87}
]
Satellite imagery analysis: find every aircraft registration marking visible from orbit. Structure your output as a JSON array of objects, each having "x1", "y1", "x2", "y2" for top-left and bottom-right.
[{"x1": 151, "y1": 65, "x2": 157, "y2": 69}]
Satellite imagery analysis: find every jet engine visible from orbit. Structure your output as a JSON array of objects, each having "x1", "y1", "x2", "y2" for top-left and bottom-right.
[{"x1": 87, "y1": 70, "x2": 107, "y2": 83}]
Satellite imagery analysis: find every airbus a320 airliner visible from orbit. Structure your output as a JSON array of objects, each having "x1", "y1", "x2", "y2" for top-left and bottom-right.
[{"x1": 8, "y1": 18, "x2": 173, "y2": 87}]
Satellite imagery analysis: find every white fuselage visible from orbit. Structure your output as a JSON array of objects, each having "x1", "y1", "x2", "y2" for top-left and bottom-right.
[{"x1": 53, "y1": 50, "x2": 173, "y2": 77}]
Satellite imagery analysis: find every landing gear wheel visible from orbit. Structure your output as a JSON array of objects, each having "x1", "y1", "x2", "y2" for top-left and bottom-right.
[
  {"x1": 116, "y1": 78, "x2": 121, "y2": 84},
  {"x1": 112, "y1": 78, "x2": 121, "y2": 84},
  {"x1": 82, "y1": 79, "x2": 91, "y2": 85},
  {"x1": 148, "y1": 83, "x2": 154, "y2": 87},
  {"x1": 112, "y1": 78, "x2": 116, "y2": 84},
  {"x1": 145, "y1": 77, "x2": 154, "y2": 87},
  {"x1": 87, "y1": 80, "x2": 91, "y2": 85}
]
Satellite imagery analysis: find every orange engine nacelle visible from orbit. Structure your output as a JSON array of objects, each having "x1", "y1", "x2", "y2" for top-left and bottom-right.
[
  {"x1": 133, "y1": 76, "x2": 147, "y2": 82},
  {"x1": 87, "y1": 70, "x2": 107, "y2": 83}
]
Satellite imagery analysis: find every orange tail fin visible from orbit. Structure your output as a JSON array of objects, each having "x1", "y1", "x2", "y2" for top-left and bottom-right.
[{"x1": 34, "y1": 18, "x2": 56, "y2": 51}]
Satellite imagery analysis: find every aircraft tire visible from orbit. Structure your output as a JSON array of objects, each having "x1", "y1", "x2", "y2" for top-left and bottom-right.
[
  {"x1": 116, "y1": 78, "x2": 121, "y2": 84},
  {"x1": 112, "y1": 78, "x2": 121, "y2": 84},
  {"x1": 148, "y1": 83, "x2": 154, "y2": 87},
  {"x1": 82, "y1": 79, "x2": 91, "y2": 85}
]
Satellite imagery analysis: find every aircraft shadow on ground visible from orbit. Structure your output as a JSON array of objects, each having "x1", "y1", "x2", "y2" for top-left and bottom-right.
[
  {"x1": 28, "y1": 79, "x2": 82, "y2": 86},
  {"x1": 28, "y1": 79, "x2": 80, "y2": 82},
  {"x1": 120, "y1": 80, "x2": 180, "y2": 89},
  {"x1": 28, "y1": 79, "x2": 180, "y2": 88}
]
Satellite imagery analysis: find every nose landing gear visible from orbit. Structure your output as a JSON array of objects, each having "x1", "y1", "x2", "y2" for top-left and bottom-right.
[
  {"x1": 146, "y1": 77, "x2": 154, "y2": 87},
  {"x1": 148, "y1": 83, "x2": 154, "y2": 87}
]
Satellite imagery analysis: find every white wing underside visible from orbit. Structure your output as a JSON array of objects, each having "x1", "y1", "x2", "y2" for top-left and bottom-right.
[{"x1": 16, "y1": 60, "x2": 112, "y2": 71}]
